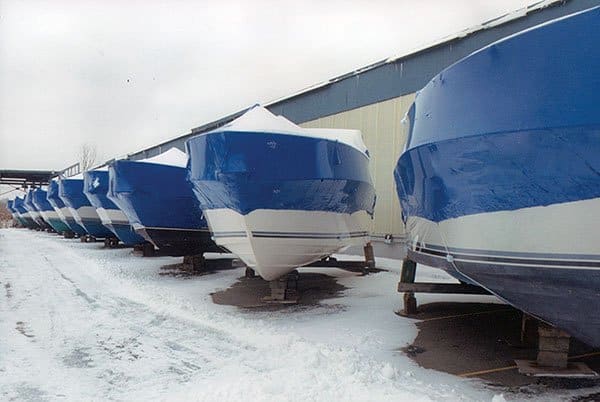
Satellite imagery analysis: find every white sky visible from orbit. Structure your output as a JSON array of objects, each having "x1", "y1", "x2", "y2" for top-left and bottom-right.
[{"x1": 0, "y1": 0, "x2": 533, "y2": 173}]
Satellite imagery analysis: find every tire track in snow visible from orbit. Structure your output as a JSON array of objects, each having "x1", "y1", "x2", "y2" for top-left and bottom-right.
[
  {"x1": 0, "y1": 230, "x2": 501, "y2": 401},
  {"x1": 0, "y1": 230, "x2": 252, "y2": 401}
]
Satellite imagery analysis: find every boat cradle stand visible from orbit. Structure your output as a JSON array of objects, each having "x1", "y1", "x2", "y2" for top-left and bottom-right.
[
  {"x1": 133, "y1": 242, "x2": 158, "y2": 257},
  {"x1": 62, "y1": 230, "x2": 75, "y2": 239},
  {"x1": 248, "y1": 243, "x2": 377, "y2": 304},
  {"x1": 302, "y1": 242, "x2": 377, "y2": 276},
  {"x1": 103, "y1": 237, "x2": 121, "y2": 248},
  {"x1": 398, "y1": 259, "x2": 598, "y2": 378},
  {"x1": 396, "y1": 258, "x2": 491, "y2": 316},
  {"x1": 80, "y1": 235, "x2": 98, "y2": 243}
]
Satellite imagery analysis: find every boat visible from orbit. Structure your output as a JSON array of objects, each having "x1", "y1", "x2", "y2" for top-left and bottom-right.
[
  {"x1": 12, "y1": 196, "x2": 37, "y2": 229},
  {"x1": 108, "y1": 148, "x2": 220, "y2": 256},
  {"x1": 58, "y1": 174, "x2": 114, "y2": 239},
  {"x1": 32, "y1": 187, "x2": 71, "y2": 234},
  {"x1": 24, "y1": 189, "x2": 49, "y2": 229},
  {"x1": 6, "y1": 200, "x2": 24, "y2": 226},
  {"x1": 47, "y1": 179, "x2": 88, "y2": 236},
  {"x1": 394, "y1": 7, "x2": 600, "y2": 347},
  {"x1": 186, "y1": 106, "x2": 376, "y2": 280},
  {"x1": 83, "y1": 168, "x2": 145, "y2": 245}
]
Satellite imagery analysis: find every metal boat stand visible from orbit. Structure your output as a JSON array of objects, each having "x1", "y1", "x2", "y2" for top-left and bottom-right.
[
  {"x1": 63, "y1": 230, "x2": 75, "y2": 239},
  {"x1": 303, "y1": 242, "x2": 377, "y2": 275},
  {"x1": 515, "y1": 323, "x2": 598, "y2": 377},
  {"x1": 396, "y1": 258, "x2": 490, "y2": 316},
  {"x1": 245, "y1": 243, "x2": 378, "y2": 304}
]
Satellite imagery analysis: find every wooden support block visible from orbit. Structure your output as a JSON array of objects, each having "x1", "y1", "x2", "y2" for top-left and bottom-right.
[
  {"x1": 397, "y1": 282, "x2": 490, "y2": 294},
  {"x1": 363, "y1": 242, "x2": 375, "y2": 273},
  {"x1": 521, "y1": 314, "x2": 539, "y2": 346},
  {"x1": 142, "y1": 242, "x2": 155, "y2": 257},
  {"x1": 536, "y1": 324, "x2": 571, "y2": 369},
  {"x1": 539, "y1": 335, "x2": 570, "y2": 352},
  {"x1": 264, "y1": 272, "x2": 300, "y2": 303},
  {"x1": 183, "y1": 254, "x2": 205, "y2": 271},
  {"x1": 537, "y1": 351, "x2": 569, "y2": 369},
  {"x1": 403, "y1": 292, "x2": 418, "y2": 315},
  {"x1": 400, "y1": 259, "x2": 417, "y2": 284}
]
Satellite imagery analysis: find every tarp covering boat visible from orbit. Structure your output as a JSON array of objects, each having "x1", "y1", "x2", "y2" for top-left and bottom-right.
[
  {"x1": 108, "y1": 148, "x2": 219, "y2": 255},
  {"x1": 394, "y1": 6, "x2": 600, "y2": 347},
  {"x1": 186, "y1": 106, "x2": 376, "y2": 280},
  {"x1": 84, "y1": 169, "x2": 145, "y2": 245},
  {"x1": 59, "y1": 175, "x2": 113, "y2": 239}
]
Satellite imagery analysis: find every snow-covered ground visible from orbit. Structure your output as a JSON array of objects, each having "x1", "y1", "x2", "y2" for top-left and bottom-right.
[{"x1": 0, "y1": 229, "x2": 594, "y2": 401}]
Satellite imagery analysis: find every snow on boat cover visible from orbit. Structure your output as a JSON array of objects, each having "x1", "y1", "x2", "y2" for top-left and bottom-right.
[
  {"x1": 108, "y1": 148, "x2": 219, "y2": 255},
  {"x1": 186, "y1": 106, "x2": 376, "y2": 280},
  {"x1": 394, "y1": 6, "x2": 600, "y2": 347}
]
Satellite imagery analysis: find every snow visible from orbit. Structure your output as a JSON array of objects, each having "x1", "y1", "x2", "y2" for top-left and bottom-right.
[
  {"x1": 205, "y1": 106, "x2": 369, "y2": 156},
  {"x1": 140, "y1": 147, "x2": 188, "y2": 168},
  {"x1": 0, "y1": 229, "x2": 595, "y2": 401}
]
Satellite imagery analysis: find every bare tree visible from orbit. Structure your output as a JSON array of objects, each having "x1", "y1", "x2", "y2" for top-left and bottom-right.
[{"x1": 80, "y1": 143, "x2": 98, "y2": 172}]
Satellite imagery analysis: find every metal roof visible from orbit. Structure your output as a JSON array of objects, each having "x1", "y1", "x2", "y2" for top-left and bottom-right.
[
  {"x1": 119, "y1": 0, "x2": 599, "y2": 162},
  {"x1": 0, "y1": 170, "x2": 58, "y2": 186}
]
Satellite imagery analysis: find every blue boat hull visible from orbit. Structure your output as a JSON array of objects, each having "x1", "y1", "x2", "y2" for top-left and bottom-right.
[
  {"x1": 47, "y1": 181, "x2": 87, "y2": 236},
  {"x1": 24, "y1": 191, "x2": 51, "y2": 230},
  {"x1": 59, "y1": 178, "x2": 114, "y2": 239},
  {"x1": 13, "y1": 197, "x2": 39, "y2": 229},
  {"x1": 394, "y1": 7, "x2": 600, "y2": 347},
  {"x1": 108, "y1": 159, "x2": 219, "y2": 255},
  {"x1": 32, "y1": 188, "x2": 71, "y2": 234},
  {"x1": 84, "y1": 170, "x2": 145, "y2": 246}
]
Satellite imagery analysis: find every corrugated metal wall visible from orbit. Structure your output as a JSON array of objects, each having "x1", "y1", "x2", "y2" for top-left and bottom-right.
[{"x1": 300, "y1": 93, "x2": 415, "y2": 239}]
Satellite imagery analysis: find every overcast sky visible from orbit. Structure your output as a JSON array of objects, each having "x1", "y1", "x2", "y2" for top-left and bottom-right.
[{"x1": 1, "y1": 0, "x2": 533, "y2": 174}]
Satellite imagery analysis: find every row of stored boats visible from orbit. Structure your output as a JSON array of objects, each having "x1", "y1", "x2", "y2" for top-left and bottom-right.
[
  {"x1": 6, "y1": 7, "x2": 600, "y2": 348},
  {"x1": 8, "y1": 106, "x2": 376, "y2": 282}
]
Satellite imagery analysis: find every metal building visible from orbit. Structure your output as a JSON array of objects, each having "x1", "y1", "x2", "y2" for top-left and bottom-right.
[{"x1": 123, "y1": 0, "x2": 600, "y2": 255}]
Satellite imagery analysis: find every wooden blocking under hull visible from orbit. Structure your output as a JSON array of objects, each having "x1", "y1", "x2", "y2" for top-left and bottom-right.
[
  {"x1": 263, "y1": 271, "x2": 299, "y2": 304},
  {"x1": 396, "y1": 258, "x2": 490, "y2": 316},
  {"x1": 182, "y1": 254, "x2": 205, "y2": 272},
  {"x1": 537, "y1": 324, "x2": 571, "y2": 369},
  {"x1": 516, "y1": 323, "x2": 598, "y2": 377}
]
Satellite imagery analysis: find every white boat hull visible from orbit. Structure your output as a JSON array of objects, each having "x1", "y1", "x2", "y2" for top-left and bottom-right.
[{"x1": 206, "y1": 209, "x2": 372, "y2": 280}]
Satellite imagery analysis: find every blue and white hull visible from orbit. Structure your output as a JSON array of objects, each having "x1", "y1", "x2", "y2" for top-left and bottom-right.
[
  {"x1": 108, "y1": 148, "x2": 219, "y2": 256},
  {"x1": 12, "y1": 197, "x2": 37, "y2": 229},
  {"x1": 84, "y1": 170, "x2": 145, "y2": 246},
  {"x1": 59, "y1": 176, "x2": 114, "y2": 239},
  {"x1": 395, "y1": 7, "x2": 600, "y2": 347},
  {"x1": 47, "y1": 180, "x2": 87, "y2": 236},
  {"x1": 32, "y1": 188, "x2": 71, "y2": 234},
  {"x1": 6, "y1": 200, "x2": 23, "y2": 226},
  {"x1": 187, "y1": 106, "x2": 376, "y2": 280},
  {"x1": 24, "y1": 190, "x2": 49, "y2": 229}
]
